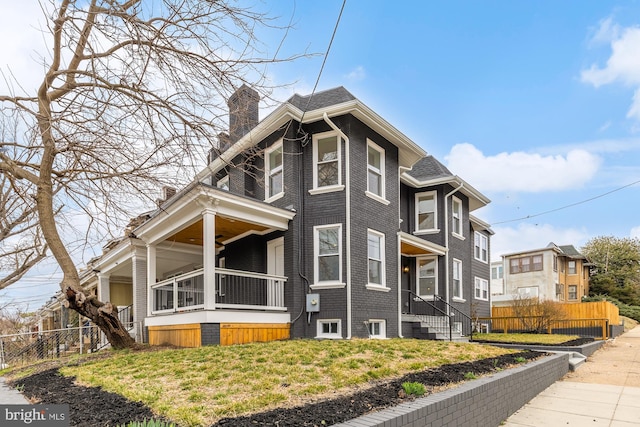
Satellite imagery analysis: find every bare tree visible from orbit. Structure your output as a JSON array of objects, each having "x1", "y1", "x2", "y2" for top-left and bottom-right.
[
  {"x1": 0, "y1": 0, "x2": 301, "y2": 348},
  {"x1": 511, "y1": 296, "x2": 567, "y2": 333}
]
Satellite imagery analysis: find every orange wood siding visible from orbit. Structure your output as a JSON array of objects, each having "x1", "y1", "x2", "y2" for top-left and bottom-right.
[
  {"x1": 492, "y1": 301, "x2": 619, "y2": 325},
  {"x1": 220, "y1": 323, "x2": 290, "y2": 346},
  {"x1": 148, "y1": 323, "x2": 202, "y2": 348}
]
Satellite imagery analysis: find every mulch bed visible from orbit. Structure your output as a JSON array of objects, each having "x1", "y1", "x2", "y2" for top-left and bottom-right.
[
  {"x1": 10, "y1": 350, "x2": 541, "y2": 427},
  {"x1": 472, "y1": 337, "x2": 594, "y2": 346}
]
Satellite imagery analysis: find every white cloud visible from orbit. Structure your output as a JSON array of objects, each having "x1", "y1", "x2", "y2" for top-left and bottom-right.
[
  {"x1": 491, "y1": 224, "x2": 590, "y2": 261},
  {"x1": 445, "y1": 143, "x2": 601, "y2": 193},
  {"x1": 582, "y1": 20, "x2": 640, "y2": 121},
  {"x1": 345, "y1": 66, "x2": 366, "y2": 82},
  {"x1": 631, "y1": 226, "x2": 640, "y2": 239}
]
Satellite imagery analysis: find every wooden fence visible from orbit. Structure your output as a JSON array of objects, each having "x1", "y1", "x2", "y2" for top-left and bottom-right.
[{"x1": 492, "y1": 301, "x2": 619, "y2": 324}]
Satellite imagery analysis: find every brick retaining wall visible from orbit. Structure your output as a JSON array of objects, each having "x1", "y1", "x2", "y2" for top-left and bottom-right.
[{"x1": 333, "y1": 352, "x2": 570, "y2": 427}]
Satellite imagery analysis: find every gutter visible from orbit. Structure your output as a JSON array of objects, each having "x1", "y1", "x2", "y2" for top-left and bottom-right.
[{"x1": 323, "y1": 113, "x2": 352, "y2": 339}]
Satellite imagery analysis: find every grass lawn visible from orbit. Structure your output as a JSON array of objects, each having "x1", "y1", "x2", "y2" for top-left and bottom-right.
[
  {"x1": 472, "y1": 333, "x2": 580, "y2": 345},
  {"x1": 47, "y1": 339, "x2": 516, "y2": 426}
]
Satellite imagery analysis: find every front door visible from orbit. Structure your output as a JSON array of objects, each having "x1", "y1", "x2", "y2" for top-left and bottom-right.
[{"x1": 267, "y1": 237, "x2": 285, "y2": 306}]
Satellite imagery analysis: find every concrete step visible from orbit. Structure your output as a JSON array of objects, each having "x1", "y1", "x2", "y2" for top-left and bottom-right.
[{"x1": 568, "y1": 352, "x2": 587, "y2": 371}]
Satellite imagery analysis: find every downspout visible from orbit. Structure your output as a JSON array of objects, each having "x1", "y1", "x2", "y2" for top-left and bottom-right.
[
  {"x1": 444, "y1": 182, "x2": 464, "y2": 308},
  {"x1": 397, "y1": 166, "x2": 411, "y2": 338},
  {"x1": 323, "y1": 113, "x2": 351, "y2": 338}
]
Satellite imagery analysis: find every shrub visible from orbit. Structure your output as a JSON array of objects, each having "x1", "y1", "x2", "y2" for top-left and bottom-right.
[
  {"x1": 464, "y1": 372, "x2": 477, "y2": 380},
  {"x1": 401, "y1": 381, "x2": 426, "y2": 396}
]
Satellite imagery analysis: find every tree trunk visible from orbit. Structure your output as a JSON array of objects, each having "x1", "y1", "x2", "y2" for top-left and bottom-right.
[{"x1": 65, "y1": 287, "x2": 136, "y2": 349}]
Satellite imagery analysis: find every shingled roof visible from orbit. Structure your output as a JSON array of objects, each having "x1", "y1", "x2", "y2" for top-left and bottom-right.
[
  {"x1": 406, "y1": 155, "x2": 453, "y2": 181},
  {"x1": 287, "y1": 86, "x2": 356, "y2": 112}
]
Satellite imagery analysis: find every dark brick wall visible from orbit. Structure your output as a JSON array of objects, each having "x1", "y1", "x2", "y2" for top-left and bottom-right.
[
  {"x1": 334, "y1": 352, "x2": 570, "y2": 427},
  {"x1": 200, "y1": 323, "x2": 220, "y2": 346},
  {"x1": 470, "y1": 226, "x2": 491, "y2": 318}
]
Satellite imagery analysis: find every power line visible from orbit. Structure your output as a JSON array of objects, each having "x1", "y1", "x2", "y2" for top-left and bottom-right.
[
  {"x1": 297, "y1": 0, "x2": 347, "y2": 131},
  {"x1": 492, "y1": 178, "x2": 640, "y2": 225}
]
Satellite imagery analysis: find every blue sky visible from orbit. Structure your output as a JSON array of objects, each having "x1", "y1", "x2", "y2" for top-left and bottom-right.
[{"x1": 2, "y1": 0, "x2": 640, "y2": 311}]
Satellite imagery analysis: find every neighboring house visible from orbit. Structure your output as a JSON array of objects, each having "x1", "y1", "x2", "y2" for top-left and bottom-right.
[
  {"x1": 493, "y1": 242, "x2": 591, "y2": 306},
  {"x1": 490, "y1": 260, "x2": 504, "y2": 296},
  {"x1": 84, "y1": 85, "x2": 492, "y2": 346}
]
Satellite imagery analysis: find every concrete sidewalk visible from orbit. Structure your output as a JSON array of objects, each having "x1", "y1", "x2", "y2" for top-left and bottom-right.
[
  {"x1": 0, "y1": 377, "x2": 30, "y2": 404},
  {"x1": 503, "y1": 324, "x2": 640, "y2": 426}
]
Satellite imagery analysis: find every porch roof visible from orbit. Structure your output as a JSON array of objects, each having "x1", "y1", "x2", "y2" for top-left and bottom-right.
[
  {"x1": 134, "y1": 183, "x2": 296, "y2": 246},
  {"x1": 399, "y1": 232, "x2": 447, "y2": 256}
]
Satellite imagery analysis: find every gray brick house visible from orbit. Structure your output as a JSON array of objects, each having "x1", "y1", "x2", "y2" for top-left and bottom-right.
[{"x1": 85, "y1": 86, "x2": 493, "y2": 346}]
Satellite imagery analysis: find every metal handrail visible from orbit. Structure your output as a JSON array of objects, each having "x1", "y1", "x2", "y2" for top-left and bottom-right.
[
  {"x1": 432, "y1": 294, "x2": 474, "y2": 340},
  {"x1": 402, "y1": 290, "x2": 453, "y2": 341}
]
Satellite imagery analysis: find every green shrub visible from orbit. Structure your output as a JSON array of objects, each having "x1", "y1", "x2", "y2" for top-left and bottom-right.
[
  {"x1": 464, "y1": 372, "x2": 477, "y2": 380},
  {"x1": 401, "y1": 381, "x2": 426, "y2": 396}
]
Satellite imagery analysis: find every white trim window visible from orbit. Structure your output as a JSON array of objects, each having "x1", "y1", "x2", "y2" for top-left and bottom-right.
[
  {"x1": 217, "y1": 175, "x2": 229, "y2": 191},
  {"x1": 474, "y1": 232, "x2": 488, "y2": 263},
  {"x1": 367, "y1": 319, "x2": 386, "y2": 339},
  {"x1": 311, "y1": 132, "x2": 343, "y2": 193},
  {"x1": 317, "y1": 319, "x2": 342, "y2": 338},
  {"x1": 452, "y1": 196, "x2": 463, "y2": 238},
  {"x1": 367, "y1": 229, "x2": 386, "y2": 289},
  {"x1": 313, "y1": 224, "x2": 343, "y2": 287},
  {"x1": 415, "y1": 191, "x2": 437, "y2": 233},
  {"x1": 265, "y1": 141, "x2": 283, "y2": 201},
  {"x1": 474, "y1": 277, "x2": 489, "y2": 301},
  {"x1": 453, "y1": 258, "x2": 463, "y2": 300},
  {"x1": 417, "y1": 257, "x2": 437, "y2": 297},
  {"x1": 366, "y1": 140, "x2": 387, "y2": 203}
]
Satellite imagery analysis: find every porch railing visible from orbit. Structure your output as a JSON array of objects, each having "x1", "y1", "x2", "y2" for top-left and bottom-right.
[
  {"x1": 403, "y1": 290, "x2": 473, "y2": 341},
  {"x1": 151, "y1": 267, "x2": 286, "y2": 314}
]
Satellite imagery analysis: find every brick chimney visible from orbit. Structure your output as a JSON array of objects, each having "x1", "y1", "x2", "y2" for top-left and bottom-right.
[{"x1": 228, "y1": 84, "x2": 259, "y2": 143}]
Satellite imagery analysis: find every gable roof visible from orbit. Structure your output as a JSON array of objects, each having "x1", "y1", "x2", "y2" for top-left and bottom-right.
[
  {"x1": 196, "y1": 87, "x2": 427, "y2": 180},
  {"x1": 401, "y1": 155, "x2": 490, "y2": 211}
]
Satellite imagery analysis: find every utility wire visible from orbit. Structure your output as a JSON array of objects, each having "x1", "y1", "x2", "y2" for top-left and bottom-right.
[
  {"x1": 492, "y1": 178, "x2": 640, "y2": 225},
  {"x1": 297, "y1": 0, "x2": 347, "y2": 133}
]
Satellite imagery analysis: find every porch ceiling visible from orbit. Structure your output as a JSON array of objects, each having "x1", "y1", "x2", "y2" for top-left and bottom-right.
[
  {"x1": 399, "y1": 232, "x2": 447, "y2": 256},
  {"x1": 166, "y1": 215, "x2": 268, "y2": 247}
]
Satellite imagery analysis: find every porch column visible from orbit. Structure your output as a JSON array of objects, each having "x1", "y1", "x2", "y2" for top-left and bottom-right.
[
  {"x1": 146, "y1": 244, "x2": 157, "y2": 317},
  {"x1": 132, "y1": 252, "x2": 147, "y2": 342},
  {"x1": 97, "y1": 273, "x2": 111, "y2": 303},
  {"x1": 203, "y1": 208, "x2": 217, "y2": 310}
]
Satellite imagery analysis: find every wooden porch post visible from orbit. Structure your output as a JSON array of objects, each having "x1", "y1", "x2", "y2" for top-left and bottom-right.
[{"x1": 203, "y1": 208, "x2": 217, "y2": 310}]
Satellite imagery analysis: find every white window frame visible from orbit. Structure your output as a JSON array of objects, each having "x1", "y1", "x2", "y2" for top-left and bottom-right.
[
  {"x1": 474, "y1": 277, "x2": 489, "y2": 301},
  {"x1": 265, "y1": 140, "x2": 284, "y2": 202},
  {"x1": 311, "y1": 224, "x2": 344, "y2": 289},
  {"x1": 568, "y1": 285, "x2": 578, "y2": 300},
  {"x1": 367, "y1": 319, "x2": 386, "y2": 339},
  {"x1": 474, "y1": 232, "x2": 488, "y2": 263},
  {"x1": 310, "y1": 131, "x2": 344, "y2": 194},
  {"x1": 365, "y1": 139, "x2": 389, "y2": 204},
  {"x1": 568, "y1": 260, "x2": 577, "y2": 275},
  {"x1": 366, "y1": 229, "x2": 389, "y2": 291},
  {"x1": 452, "y1": 196, "x2": 463, "y2": 239},
  {"x1": 452, "y1": 258, "x2": 463, "y2": 301},
  {"x1": 415, "y1": 191, "x2": 438, "y2": 234},
  {"x1": 317, "y1": 319, "x2": 342, "y2": 339},
  {"x1": 217, "y1": 175, "x2": 229, "y2": 191},
  {"x1": 417, "y1": 256, "x2": 438, "y2": 298}
]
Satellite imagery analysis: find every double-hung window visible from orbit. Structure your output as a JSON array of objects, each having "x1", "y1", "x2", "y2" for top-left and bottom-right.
[
  {"x1": 415, "y1": 191, "x2": 437, "y2": 232},
  {"x1": 313, "y1": 224, "x2": 342, "y2": 287},
  {"x1": 568, "y1": 260, "x2": 577, "y2": 275},
  {"x1": 453, "y1": 259, "x2": 463, "y2": 300},
  {"x1": 366, "y1": 140, "x2": 387, "y2": 203},
  {"x1": 568, "y1": 285, "x2": 578, "y2": 300},
  {"x1": 474, "y1": 232, "x2": 488, "y2": 262},
  {"x1": 311, "y1": 132, "x2": 342, "y2": 193},
  {"x1": 417, "y1": 257, "x2": 437, "y2": 297},
  {"x1": 452, "y1": 197, "x2": 463, "y2": 238},
  {"x1": 265, "y1": 141, "x2": 283, "y2": 201},
  {"x1": 474, "y1": 277, "x2": 489, "y2": 300},
  {"x1": 367, "y1": 230, "x2": 385, "y2": 288}
]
